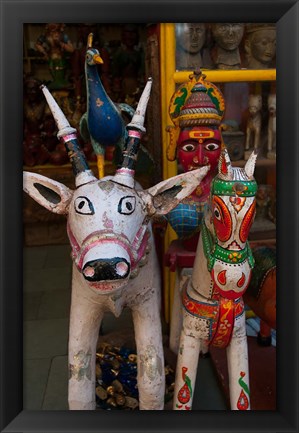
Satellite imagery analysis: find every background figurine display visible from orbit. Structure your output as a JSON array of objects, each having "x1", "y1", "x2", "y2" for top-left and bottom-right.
[
  {"x1": 250, "y1": 184, "x2": 276, "y2": 234},
  {"x1": 166, "y1": 71, "x2": 225, "y2": 250},
  {"x1": 173, "y1": 149, "x2": 258, "y2": 410},
  {"x1": 244, "y1": 24, "x2": 276, "y2": 69},
  {"x1": 243, "y1": 246, "x2": 276, "y2": 346},
  {"x1": 244, "y1": 23, "x2": 276, "y2": 69},
  {"x1": 210, "y1": 23, "x2": 245, "y2": 69},
  {"x1": 221, "y1": 119, "x2": 245, "y2": 161},
  {"x1": 175, "y1": 23, "x2": 212, "y2": 70},
  {"x1": 23, "y1": 76, "x2": 47, "y2": 166},
  {"x1": 111, "y1": 24, "x2": 145, "y2": 105},
  {"x1": 23, "y1": 79, "x2": 210, "y2": 410},
  {"x1": 244, "y1": 93, "x2": 262, "y2": 159},
  {"x1": 35, "y1": 23, "x2": 75, "y2": 90},
  {"x1": 267, "y1": 93, "x2": 276, "y2": 159}
]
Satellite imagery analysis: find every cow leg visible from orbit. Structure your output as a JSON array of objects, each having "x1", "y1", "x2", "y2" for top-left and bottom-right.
[
  {"x1": 226, "y1": 312, "x2": 250, "y2": 410},
  {"x1": 169, "y1": 270, "x2": 184, "y2": 354},
  {"x1": 173, "y1": 326, "x2": 201, "y2": 410},
  {"x1": 131, "y1": 291, "x2": 165, "y2": 410},
  {"x1": 68, "y1": 271, "x2": 103, "y2": 410}
]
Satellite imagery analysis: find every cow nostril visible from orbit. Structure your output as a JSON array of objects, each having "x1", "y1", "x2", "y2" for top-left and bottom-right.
[
  {"x1": 116, "y1": 261, "x2": 129, "y2": 277},
  {"x1": 83, "y1": 266, "x2": 95, "y2": 278}
]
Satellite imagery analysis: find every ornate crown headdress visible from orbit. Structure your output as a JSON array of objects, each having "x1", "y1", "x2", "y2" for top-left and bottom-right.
[{"x1": 166, "y1": 71, "x2": 225, "y2": 161}]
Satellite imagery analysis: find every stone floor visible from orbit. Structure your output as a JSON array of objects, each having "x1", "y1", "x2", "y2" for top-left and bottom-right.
[{"x1": 23, "y1": 244, "x2": 227, "y2": 410}]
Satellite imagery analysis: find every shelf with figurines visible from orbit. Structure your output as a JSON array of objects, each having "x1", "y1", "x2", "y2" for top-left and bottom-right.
[
  {"x1": 23, "y1": 23, "x2": 154, "y2": 182},
  {"x1": 173, "y1": 22, "x2": 277, "y2": 164}
]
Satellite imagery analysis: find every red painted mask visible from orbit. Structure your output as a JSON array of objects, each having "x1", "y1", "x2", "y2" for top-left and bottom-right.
[{"x1": 177, "y1": 127, "x2": 222, "y2": 174}]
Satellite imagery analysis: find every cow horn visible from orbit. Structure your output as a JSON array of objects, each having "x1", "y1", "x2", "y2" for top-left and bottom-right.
[
  {"x1": 41, "y1": 85, "x2": 96, "y2": 187},
  {"x1": 114, "y1": 78, "x2": 152, "y2": 187}
]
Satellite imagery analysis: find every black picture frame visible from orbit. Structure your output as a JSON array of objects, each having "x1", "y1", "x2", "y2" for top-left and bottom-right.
[{"x1": 0, "y1": 0, "x2": 298, "y2": 432}]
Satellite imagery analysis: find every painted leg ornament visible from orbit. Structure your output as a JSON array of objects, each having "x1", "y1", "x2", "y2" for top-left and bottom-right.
[
  {"x1": 226, "y1": 313, "x2": 250, "y2": 410},
  {"x1": 173, "y1": 331, "x2": 201, "y2": 410}
]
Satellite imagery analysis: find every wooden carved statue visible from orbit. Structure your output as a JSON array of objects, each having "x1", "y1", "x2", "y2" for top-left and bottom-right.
[
  {"x1": 166, "y1": 72, "x2": 225, "y2": 353},
  {"x1": 245, "y1": 94, "x2": 262, "y2": 159},
  {"x1": 79, "y1": 33, "x2": 135, "y2": 178},
  {"x1": 175, "y1": 23, "x2": 212, "y2": 70},
  {"x1": 23, "y1": 79, "x2": 210, "y2": 410},
  {"x1": 166, "y1": 72, "x2": 225, "y2": 248},
  {"x1": 173, "y1": 148, "x2": 258, "y2": 410},
  {"x1": 244, "y1": 24, "x2": 276, "y2": 69},
  {"x1": 267, "y1": 93, "x2": 276, "y2": 159},
  {"x1": 210, "y1": 23, "x2": 245, "y2": 69},
  {"x1": 70, "y1": 24, "x2": 111, "y2": 100}
]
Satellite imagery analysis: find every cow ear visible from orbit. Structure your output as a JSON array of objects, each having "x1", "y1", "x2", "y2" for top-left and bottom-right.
[
  {"x1": 23, "y1": 172, "x2": 73, "y2": 215},
  {"x1": 139, "y1": 166, "x2": 209, "y2": 216}
]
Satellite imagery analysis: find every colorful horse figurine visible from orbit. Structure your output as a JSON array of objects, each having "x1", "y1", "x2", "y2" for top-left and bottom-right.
[{"x1": 173, "y1": 148, "x2": 258, "y2": 410}]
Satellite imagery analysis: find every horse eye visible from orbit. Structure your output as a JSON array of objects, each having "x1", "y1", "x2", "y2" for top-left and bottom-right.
[
  {"x1": 74, "y1": 196, "x2": 94, "y2": 215},
  {"x1": 214, "y1": 207, "x2": 221, "y2": 220},
  {"x1": 118, "y1": 196, "x2": 136, "y2": 215}
]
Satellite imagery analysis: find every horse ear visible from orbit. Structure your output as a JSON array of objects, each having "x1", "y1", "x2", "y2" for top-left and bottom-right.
[
  {"x1": 244, "y1": 149, "x2": 258, "y2": 179},
  {"x1": 139, "y1": 166, "x2": 209, "y2": 216},
  {"x1": 218, "y1": 148, "x2": 233, "y2": 180}
]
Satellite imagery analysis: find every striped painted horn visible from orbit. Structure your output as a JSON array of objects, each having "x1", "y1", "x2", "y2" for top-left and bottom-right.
[
  {"x1": 114, "y1": 77, "x2": 152, "y2": 187},
  {"x1": 41, "y1": 85, "x2": 96, "y2": 187}
]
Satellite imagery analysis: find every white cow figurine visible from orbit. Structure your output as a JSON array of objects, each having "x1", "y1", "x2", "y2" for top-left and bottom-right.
[{"x1": 23, "y1": 79, "x2": 209, "y2": 410}]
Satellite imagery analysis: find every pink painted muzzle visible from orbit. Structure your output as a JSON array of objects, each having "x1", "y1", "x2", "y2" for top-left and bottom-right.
[{"x1": 67, "y1": 223, "x2": 149, "y2": 288}]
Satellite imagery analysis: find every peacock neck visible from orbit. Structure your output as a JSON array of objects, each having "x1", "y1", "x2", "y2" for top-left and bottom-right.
[{"x1": 85, "y1": 64, "x2": 107, "y2": 104}]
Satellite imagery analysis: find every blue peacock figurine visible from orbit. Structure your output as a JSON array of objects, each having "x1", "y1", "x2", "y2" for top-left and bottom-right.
[{"x1": 79, "y1": 33, "x2": 132, "y2": 178}]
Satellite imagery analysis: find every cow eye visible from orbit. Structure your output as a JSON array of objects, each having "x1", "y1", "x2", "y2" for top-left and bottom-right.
[
  {"x1": 118, "y1": 196, "x2": 136, "y2": 215},
  {"x1": 74, "y1": 196, "x2": 94, "y2": 215}
]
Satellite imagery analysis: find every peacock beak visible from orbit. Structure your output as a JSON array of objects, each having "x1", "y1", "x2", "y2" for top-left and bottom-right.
[{"x1": 93, "y1": 54, "x2": 104, "y2": 64}]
